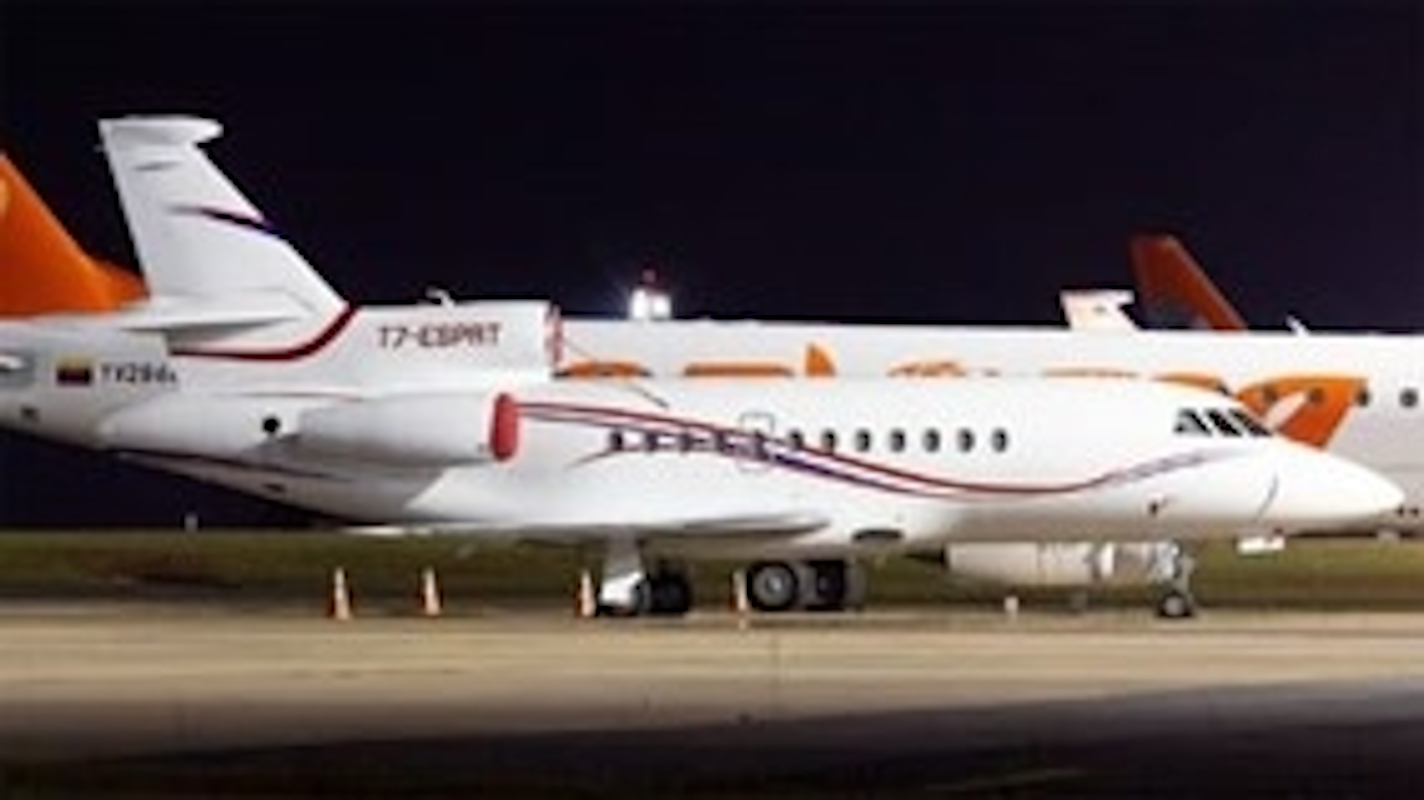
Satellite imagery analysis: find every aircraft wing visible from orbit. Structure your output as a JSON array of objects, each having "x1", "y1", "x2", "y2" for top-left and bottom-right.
[{"x1": 342, "y1": 511, "x2": 830, "y2": 543}]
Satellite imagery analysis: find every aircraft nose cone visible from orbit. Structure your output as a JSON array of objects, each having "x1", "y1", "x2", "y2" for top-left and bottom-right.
[{"x1": 1261, "y1": 447, "x2": 1403, "y2": 529}]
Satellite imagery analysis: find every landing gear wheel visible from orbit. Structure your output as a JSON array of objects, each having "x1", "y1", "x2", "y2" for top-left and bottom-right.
[
  {"x1": 804, "y1": 560, "x2": 849, "y2": 612},
  {"x1": 647, "y1": 571, "x2": 693, "y2": 615},
  {"x1": 1156, "y1": 589, "x2": 1197, "y2": 620},
  {"x1": 747, "y1": 561, "x2": 799, "y2": 612},
  {"x1": 1153, "y1": 544, "x2": 1198, "y2": 620},
  {"x1": 597, "y1": 580, "x2": 650, "y2": 618}
]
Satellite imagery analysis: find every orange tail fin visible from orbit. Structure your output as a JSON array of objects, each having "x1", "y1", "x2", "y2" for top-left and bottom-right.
[
  {"x1": 1129, "y1": 234, "x2": 1247, "y2": 331},
  {"x1": 0, "y1": 154, "x2": 146, "y2": 317}
]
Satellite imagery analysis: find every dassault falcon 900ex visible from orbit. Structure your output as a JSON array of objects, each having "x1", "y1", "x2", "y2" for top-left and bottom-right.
[{"x1": 0, "y1": 117, "x2": 1401, "y2": 616}]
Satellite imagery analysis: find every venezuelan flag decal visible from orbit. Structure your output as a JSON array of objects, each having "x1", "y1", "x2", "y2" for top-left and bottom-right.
[{"x1": 54, "y1": 357, "x2": 94, "y2": 387}]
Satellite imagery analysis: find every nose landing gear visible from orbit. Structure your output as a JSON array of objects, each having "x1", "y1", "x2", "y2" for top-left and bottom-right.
[{"x1": 1154, "y1": 544, "x2": 1198, "y2": 620}]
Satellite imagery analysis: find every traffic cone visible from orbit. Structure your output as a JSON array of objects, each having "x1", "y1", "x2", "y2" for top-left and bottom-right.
[
  {"x1": 731, "y1": 569, "x2": 750, "y2": 621},
  {"x1": 575, "y1": 569, "x2": 596, "y2": 619},
  {"x1": 329, "y1": 566, "x2": 353, "y2": 621},
  {"x1": 420, "y1": 567, "x2": 443, "y2": 618}
]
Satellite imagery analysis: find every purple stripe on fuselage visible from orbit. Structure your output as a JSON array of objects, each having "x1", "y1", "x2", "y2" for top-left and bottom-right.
[
  {"x1": 519, "y1": 402, "x2": 1237, "y2": 501},
  {"x1": 170, "y1": 204, "x2": 279, "y2": 237}
]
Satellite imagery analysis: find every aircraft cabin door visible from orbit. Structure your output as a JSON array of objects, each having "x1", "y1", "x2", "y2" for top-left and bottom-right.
[{"x1": 736, "y1": 410, "x2": 776, "y2": 473}]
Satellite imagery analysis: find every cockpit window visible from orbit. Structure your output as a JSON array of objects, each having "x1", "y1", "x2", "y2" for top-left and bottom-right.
[
  {"x1": 1205, "y1": 409, "x2": 1245, "y2": 437},
  {"x1": 1174, "y1": 410, "x2": 1211, "y2": 436},
  {"x1": 1176, "y1": 407, "x2": 1272, "y2": 438},
  {"x1": 1228, "y1": 409, "x2": 1272, "y2": 437}
]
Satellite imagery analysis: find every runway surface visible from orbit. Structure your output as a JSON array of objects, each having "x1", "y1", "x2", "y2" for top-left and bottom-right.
[{"x1": 2, "y1": 605, "x2": 1423, "y2": 797}]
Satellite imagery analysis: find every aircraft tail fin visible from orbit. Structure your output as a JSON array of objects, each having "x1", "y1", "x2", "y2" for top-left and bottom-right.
[
  {"x1": 1059, "y1": 289, "x2": 1139, "y2": 331},
  {"x1": 98, "y1": 116, "x2": 344, "y2": 319},
  {"x1": 0, "y1": 154, "x2": 147, "y2": 317},
  {"x1": 1129, "y1": 234, "x2": 1248, "y2": 331}
]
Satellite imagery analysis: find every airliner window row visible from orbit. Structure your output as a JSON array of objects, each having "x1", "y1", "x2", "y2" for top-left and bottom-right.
[
  {"x1": 1330, "y1": 386, "x2": 1420, "y2": 409},
  {"x1": 1174, "y1": 408, "x2": 1272, "y2": 437},
  {"x1": 606, "y1": 426, "x2": 1013, "y2": 455},
  {"x1": 1256, "y1": 384, "x2": 1417, "y2": 410}
]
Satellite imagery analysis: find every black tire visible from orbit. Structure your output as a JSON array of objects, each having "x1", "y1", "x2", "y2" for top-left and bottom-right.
[
  {"x1": 747, "y1": 561, "x2": 800, "y2": 612},
  {"x1": 648, "y1": 573, "x2": 693, "y2": 615},
  {"x1": 1156, "y1": 590, "x2": 1197, "y2": 620},
  {"x1": 805, "y1": 560, "x2": 848, "y2": 611}
]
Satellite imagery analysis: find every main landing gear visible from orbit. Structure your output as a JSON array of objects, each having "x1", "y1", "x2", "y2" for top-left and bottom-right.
[
  {"x1": 1154, "y1": 543, "x2": 1198, "y2": 620},
  {"x1": 744, "y1": 560, "x2": 865, "y2": 612},
  {"x1": 592, "y1": 541, "x2": 864, "y2": 617},
  {"x1": 595, "y1": 539, "x2": 692, "y2": 616}
]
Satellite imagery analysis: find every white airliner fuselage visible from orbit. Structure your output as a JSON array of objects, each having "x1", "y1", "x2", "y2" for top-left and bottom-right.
[
  {"x1": 560, "y1": 320, "x2": 1424, "y2": 529},
  {"x1": 0, "y1": 314, "x2": 1401, "y2": 613}
]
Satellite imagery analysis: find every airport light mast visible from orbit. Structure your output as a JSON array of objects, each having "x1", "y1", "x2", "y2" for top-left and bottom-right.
[{"x1": 627, "y1": 267, "x2": 672, "y2": 321}]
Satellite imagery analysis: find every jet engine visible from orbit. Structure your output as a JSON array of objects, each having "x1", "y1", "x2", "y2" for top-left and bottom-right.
[
  {"x1": 297, "y1": 392, "x2": 519, "y2": 466},
  {"x1": 942, "y1": 542, "x2": 1176, "y2": 587},
  {"x1": 99, "y1": 391, "x2": 519, "y2": 468}
]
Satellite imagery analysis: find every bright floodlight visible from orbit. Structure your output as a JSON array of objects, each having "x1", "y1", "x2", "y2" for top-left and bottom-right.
[{"x1": 628, "y1": 268, "x2": 672, "y2": 321}]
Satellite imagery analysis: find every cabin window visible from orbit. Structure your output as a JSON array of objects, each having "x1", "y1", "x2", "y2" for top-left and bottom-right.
[
  {"x1": 1402, "y1": 388, "x2": 1419, "y2": 409},
  {"x1": 713, "y1": 430, "x2": 731, "y2": 453},
  {"x1": 750, "y1": 432, "x2": 770, "y2": 460},
  {"x1": 957, "y1": 428, "x2": 975, "y2": 453},
  {"x1": 1355, "y1": 387, "x2": 1371, "y2": 407},
  {"x1": 643, "y1": 431, "x2": 661, "y2": 451},
  {"x1": 854, "y1": 429, "x2": 872, "y2": 453},
  {"x1": 1307, "y1": 387, "x2": 1325, "y2": 405},
  {"x1": 678, "y1": 430, "x2": 695, "y2": 453},
  {"x1": 888, "y1": 429, "x2": 906, "y2": 453},
  {"x1": 1174, "y1": 410, "x2": 1211, "y2": 436},
  {"x1": 1205, "y1": 409, "x2": 1244, "y2": 437},
  {"x1": 609, "y1": 429, "x2": 626, "y2": 451},
  {"x1": 923, "y1": 429, "x2": 942, "y2": 453},
  {"x1": 787, "y1": 429, "x2": 805, "y2": 450},
  {"x1": 820, "y1": 429, "x2": 838, "y2": 452},
  {"x1": 1228, "y1": 409, "x2": 1272, "y2": 437},
  {"x1": 990, "y1": 428, "x2": 1009, "y2": 452}
]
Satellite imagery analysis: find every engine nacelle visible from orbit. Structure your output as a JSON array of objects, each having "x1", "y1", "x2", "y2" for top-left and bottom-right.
[
  {"x1": 297, "y1": 392, "x2": 519, "y2": 467},
  {"x1": 943, "y1": 542, "x2": 1175, "y2": 587}
]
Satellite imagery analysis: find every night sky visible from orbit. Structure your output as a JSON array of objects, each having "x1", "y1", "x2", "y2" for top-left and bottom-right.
[{"x1": 2, "y1": 1, "x2": 1421, "y2": 526}]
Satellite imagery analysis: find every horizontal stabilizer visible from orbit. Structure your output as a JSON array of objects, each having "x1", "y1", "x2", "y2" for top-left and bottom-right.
[
  {"x1": 113, "y1": 293, "x2": 310, "y2": 331},
  {"x1": 100, "y1": 116, "x2": 222, "y2": 148},
  {"x1": 1060, "y1": 289, "x2": 1139, "y2": 331}
]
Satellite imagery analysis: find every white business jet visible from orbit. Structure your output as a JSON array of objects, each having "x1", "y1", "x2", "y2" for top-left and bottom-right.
[
  {"x1": 0, "y1": 300, "x2": 1400, "y2": 615},
  {"x1": 61, "y1": 117, "x2": 1402, "y2": 614}
]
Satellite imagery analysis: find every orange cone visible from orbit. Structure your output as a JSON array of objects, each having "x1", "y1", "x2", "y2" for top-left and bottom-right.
[
  {"x1": 731, "y1": 569, "x2": 750, "y2": 622},
  {"x1": 420, "y1": 567, "x2": 443, "y2": 617},
  {"x1": 576, "y1": 569, "x2": 596, "y2": 619},
  {"x1": 329, "y1": 566, "x2": 353, "y2": 621}
]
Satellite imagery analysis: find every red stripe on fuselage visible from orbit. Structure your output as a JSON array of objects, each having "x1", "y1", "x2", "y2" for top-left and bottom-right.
[{"x1": 171, "y1": 307, "x2": 357, "y2": 361}]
